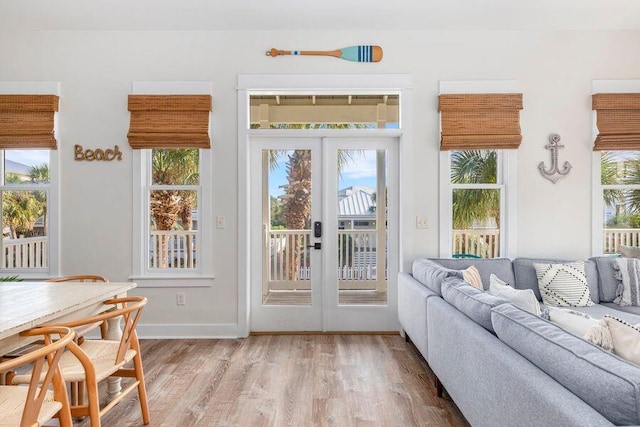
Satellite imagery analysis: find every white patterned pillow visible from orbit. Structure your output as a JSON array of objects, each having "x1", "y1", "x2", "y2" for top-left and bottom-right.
[
  {"x1": 614, "y1": 258, "x2": 640, "y2": 306},
  {"x1": 533, "y1": 261, "x2": 594, "y2": 307}
]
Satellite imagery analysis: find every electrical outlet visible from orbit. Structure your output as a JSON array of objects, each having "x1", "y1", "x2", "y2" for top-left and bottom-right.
[
  {"x1": 416, "y1": 216, "x2": 429, "y2": 229},
  {"x1": 216, "y1": 216, "x2": 225, "y2": 229},
  {"x1": 176, "y1": 292, "x2": 186, "y2": 306}
]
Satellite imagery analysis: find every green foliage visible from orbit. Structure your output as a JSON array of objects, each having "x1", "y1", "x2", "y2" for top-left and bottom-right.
[
  {"x1": 450, "y1": 150, "x2": 499, "y2": 229},
  {"x1": 607, "y1": 213, "x2": 640, "y2": 229},
  {"x1": 270, "y1": 196, "x2": 286, "y2": 228},
  {"x1": 0, "y1": 275, "x2": 21, "y2": 282}
]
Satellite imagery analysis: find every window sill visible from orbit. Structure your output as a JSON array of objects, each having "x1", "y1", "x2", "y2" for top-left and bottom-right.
[{"x1": 128, "y1": 275, "x2": 215, "y2": 288}]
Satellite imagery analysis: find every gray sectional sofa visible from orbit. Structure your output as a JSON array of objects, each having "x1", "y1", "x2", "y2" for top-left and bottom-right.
[{"x1": 398, "y1": 256, "x2": 640, "y2": 427}]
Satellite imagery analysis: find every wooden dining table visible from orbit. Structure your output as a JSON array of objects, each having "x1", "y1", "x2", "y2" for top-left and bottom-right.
[{"x1": 0, "y1": 281, "x2": 136, "y2": 399}]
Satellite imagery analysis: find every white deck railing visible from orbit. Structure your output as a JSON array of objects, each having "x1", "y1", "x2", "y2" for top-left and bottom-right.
[
  {"x1": 149, "y1": 230, "x2": 197, "y2": 269},
  {"x1": 603, "y1": 228, "x2": 640, "y2": 254},
  {"x1": 3, "y1": 236, "x2": 48, "y2": 269},
  {"x1": 267, "y1": 229, "x2": 383, "y2": 291},
  {"x1": 453, "y1": 229, "x2": 500, "y2": 258}
]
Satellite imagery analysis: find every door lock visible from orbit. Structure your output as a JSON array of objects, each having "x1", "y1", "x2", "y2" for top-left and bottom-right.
[{"x1": 306, "y1": 242, "x2": 322, "y2": 250}]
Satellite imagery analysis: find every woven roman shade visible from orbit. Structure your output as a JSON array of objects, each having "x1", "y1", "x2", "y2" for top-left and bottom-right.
[
  {"x1": 592, "y1": 93, "x2": 640, "y2": 151},
  {"x1": 0, "y1": 95, "x2": 59, "y2": 149},
  {"x1": 127, "y1": 95, "x2": 212, "y2": 149},
  {"x1": 438, "y1": 93, "x2": 523, "y2": 150}
]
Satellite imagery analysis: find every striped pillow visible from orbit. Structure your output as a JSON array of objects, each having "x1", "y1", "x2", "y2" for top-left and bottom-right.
[
  {"x1": 533, "y1": 261, "x2": 594, "y2": 307},
  {"x1": 462, "y1": 265, "x2": 483, "y2": 290},
  {"x1": 614, "y1": 257, "x2": 640, "y2": 306}
]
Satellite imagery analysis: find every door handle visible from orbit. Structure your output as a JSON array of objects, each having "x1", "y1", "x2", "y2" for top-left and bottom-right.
[{"x1": 306, "y1": 242, "x2": 322, "y2": 250}]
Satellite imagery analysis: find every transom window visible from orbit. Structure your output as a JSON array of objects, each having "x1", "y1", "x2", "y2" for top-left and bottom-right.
[{"x1": 249, "y1": 94, "x2": 399, "y2": 129}]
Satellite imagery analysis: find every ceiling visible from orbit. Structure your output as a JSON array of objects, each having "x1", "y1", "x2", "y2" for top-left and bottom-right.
[{"x1": 2, "y1": 0, "x2": 640, "y2": 32}]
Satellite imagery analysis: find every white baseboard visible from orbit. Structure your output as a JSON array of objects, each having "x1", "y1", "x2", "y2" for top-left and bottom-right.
[{"x1": 136, "y1": 323, "x2": 240, "y2": 339}]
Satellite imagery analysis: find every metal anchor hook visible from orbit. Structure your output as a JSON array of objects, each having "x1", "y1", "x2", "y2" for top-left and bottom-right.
[{"x1": 538, "y1": 133, "x2": 572, "y2": 184}]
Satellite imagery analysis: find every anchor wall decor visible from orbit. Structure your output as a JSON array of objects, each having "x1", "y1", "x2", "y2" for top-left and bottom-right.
[{"x1": 538, "y1": 133, "x2": 572, "y2": 184}]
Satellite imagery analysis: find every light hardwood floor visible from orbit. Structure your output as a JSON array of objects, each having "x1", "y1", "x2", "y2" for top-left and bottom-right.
[{"x1": 81, "y1": 335, "x2": 469, "y2": 427}]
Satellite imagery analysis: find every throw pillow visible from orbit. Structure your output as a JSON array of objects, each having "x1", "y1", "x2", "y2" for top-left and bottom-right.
[
  {"x1": 614, "y1": 257, "x2": 640, "y2": 306},
  {"x1": 604, "y1": 315, "x2": 640, "y2": 365},
  {"x1": 488, "y1": 274, "x2": 541, "y2": 316},
  {"x1": 620, "y1": 245, "x2": 640, "y2": 258},
  {"x1": 533, "y1": 261, "x2": 593, "y2": 307},
  {"x1": 462, "y1": 265, "x2": 483, "y2": 290},
  {"x1": 547, "y1": 306, "x2": 614, "y2": 351}
]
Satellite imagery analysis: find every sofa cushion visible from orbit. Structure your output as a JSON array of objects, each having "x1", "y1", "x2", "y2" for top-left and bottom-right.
[
  {"x1": 591, "y1": 256, "x2": 622, "y2": 303},
  {"x1": 533, "y1": 261, "x2": 594, "y2": 307},
  {"x1": 513, "y1": 258, "x2": 599, "y2": 304},
  {"x1": 431, "y1": 258, "x2": 515, "y2": 291},
  {"x1": 492, "y1": 303, "x2": 640, "y2": 426},
  {"x1": 600, "y1": 302, "x2": 640, "y2": 317},
  {"x1": 441, "y1": 277, "x2": 509, "y2": 333},
  {"x1": 411, "y1": 258, "x2": 463, "y2": 296}
]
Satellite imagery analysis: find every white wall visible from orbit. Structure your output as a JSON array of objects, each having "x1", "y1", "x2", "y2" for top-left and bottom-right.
[{"x1": 1, "y1": 29, "x2": 639, "y2": 336}]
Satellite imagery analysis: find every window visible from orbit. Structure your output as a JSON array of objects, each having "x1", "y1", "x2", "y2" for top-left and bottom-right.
[
  {"x1": 0, "y1": 88, "x2": 59, "y2": 278},
  {"x1": 0, "y1": 149, "x2": 51, "y2": 272},
  {"x1": 592, "y1": 84, "x2": 640, "y2": 255},
  {"x1": 444, "y1": 149, "x2": 508, "y2": 258},
  {"x1": 249, "y1": 94, "x2": 399, "y2": 129},
  {"x1": 600, "y1": 151, "x2": 640, "y2": 254},
  {"x1": 438, "y1": 82, "x2": 520, "y2": 258},
  {"x1": 130, "y1": 82, "x2": 213, "y2": 284}
]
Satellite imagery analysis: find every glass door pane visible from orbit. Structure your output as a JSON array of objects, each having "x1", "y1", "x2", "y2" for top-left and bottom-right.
[
  {"x1": 336, "y1": 149, "x2": 387, "y2": 305},
  {"x1": 263, "y1": 149, "x2": 313, "y2": 305}
]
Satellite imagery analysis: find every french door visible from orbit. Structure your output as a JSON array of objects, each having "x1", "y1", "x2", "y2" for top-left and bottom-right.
[{"x1": 249, "y1": 137, "x2": 398, "y2": 332}]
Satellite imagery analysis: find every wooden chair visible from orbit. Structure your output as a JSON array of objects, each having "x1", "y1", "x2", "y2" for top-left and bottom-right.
[
  {"x1": 45, "y1": 274, "x2": 110, "y2": 405},
  {"x1": 10, "y1": 296, "x2": 150, "y2": 427},
  {"x1": 0, "y1": 326, "x2": 74, "y2": 427}
]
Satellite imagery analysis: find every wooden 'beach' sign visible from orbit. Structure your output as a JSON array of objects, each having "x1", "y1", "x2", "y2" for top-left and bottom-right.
[{"x1": 266, "y1": 46, "x2": 383, "y2": 63}]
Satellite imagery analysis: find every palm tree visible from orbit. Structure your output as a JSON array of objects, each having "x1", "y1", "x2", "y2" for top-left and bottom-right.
[
  {"x1": 271, "y1": 148, "x2": 361, "y2": 279},
  {"x1": 29, "y1": 163, "x2": 49, "y2": 236},
  {"x1": 601, "y1": 151, "x2": 624, "y2": 213},
  {"x1": 450, "y1": 150, "x2": 499, "y2": 229},
  {"x1": 151, "y1": 149, "x2": 199, "y2": 268},
  {"x1": 2, "y1": 191, "x2": 40, "y2": 238}
]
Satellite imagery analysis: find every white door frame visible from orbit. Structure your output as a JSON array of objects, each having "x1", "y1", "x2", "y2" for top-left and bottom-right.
[{"x1": 237, "y1": 74, "x2": 413, "y2": 337}]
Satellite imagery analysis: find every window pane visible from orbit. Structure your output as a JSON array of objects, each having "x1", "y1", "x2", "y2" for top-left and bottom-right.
[
  {"x1": 2, "y1": 190, "x2": 48, "y2": 268},
  {"x1": 450, "y1": 150, "x2": 497, "y2": 184},
  {"x1": 249, "y1": 94, "x2": 399, "y2": 129},
  {"x1": 151, "y1": 149, "x2": 199, "y2": 185},
  {"x1": 5, "y1": 150, "x2": 50, "y2": 185},
  {"x1": 452, "y1": 188, "x2": 500, "y2": 258},
  {"x1": 149, "y1": 189, "x2": 198, "y2": 269},
  {"x1": 603, "y1": 189, "x2": 640, "y2": 254},
  {"x1": 601, "y1": 151, "x2": 640, "y2": 185}
]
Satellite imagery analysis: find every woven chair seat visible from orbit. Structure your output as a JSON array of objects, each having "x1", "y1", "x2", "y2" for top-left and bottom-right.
[
  {"x1": 0, "y1": 386, "x2": 61, "y2": 426},
  {"x1": 12, "y1": 340, "x2": 137, "y2": 384}
]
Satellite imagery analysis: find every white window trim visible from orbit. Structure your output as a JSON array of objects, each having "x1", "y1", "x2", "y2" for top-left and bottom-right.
[
  {"x1": 0, "y1": 81, "x2": 60, "y2": 279},
  {"x1": 591, "y1": 80, "x2": 640, "y2": 256},
  {"x1": 237, "y1": 74, "x2": 412, "y2": 337},
  {"x1": 438, "y1": 80, "x2": 518, "y2": 259},
  {"x1": 130, "y1": 81, "x2": 214, "y2": 287}
]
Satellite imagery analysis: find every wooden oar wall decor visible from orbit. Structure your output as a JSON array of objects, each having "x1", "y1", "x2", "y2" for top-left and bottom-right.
[{"x1": 266, "y1": 45, "x2": 383, "y2": 63}]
